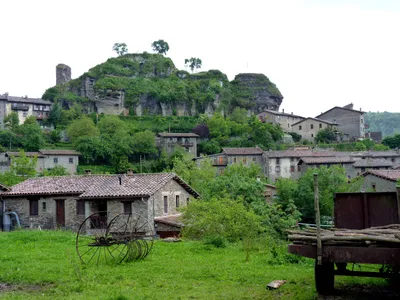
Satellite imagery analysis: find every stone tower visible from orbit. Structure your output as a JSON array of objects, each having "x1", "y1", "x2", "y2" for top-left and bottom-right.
[{"x1": 56, "y1": 64, "x2": 71, "y2": 85}]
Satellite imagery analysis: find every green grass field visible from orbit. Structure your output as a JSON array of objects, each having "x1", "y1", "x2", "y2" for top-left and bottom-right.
[{"x1": 0, "y1": 230, "x2": 395, "y2": 299}]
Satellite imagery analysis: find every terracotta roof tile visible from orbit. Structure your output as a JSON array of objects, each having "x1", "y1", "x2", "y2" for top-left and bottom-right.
[
  {"x1": 265, "y1": 150, "x2": 339, "y2": 158},
  {"x1": 3, "y1": 173, "x2": 199, "y2": 198},
  {"x1": 39, "y1": 150, "x2": 81, "y2": 155},
  {"x1": 222, "y1": 147, "x2": 263, "y2": 155},
  {"x1": 361, "y1": 170, "x2": 400, "y2": 182},
  {"x1": 353, "y1": 158, "x2": 394, "y2": 168},
  {"x1": 299, "y1": 156, "x2": 354, "y2": 164}
]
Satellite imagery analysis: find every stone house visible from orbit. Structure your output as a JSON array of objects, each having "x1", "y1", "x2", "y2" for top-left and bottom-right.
[
  {"x1": 291, "y1": 117, "x2": 338, "y2": 142},
  {"x1": 0, "y1": 93, "x2": 52, "y2": 126},
  {"x1": 263, "y1": 149, "x2": 339, "y2": 182},
  {"x1": 297, "y1": 156, "x2": 355, "y2": 178},
  {"x1": 316, "y1": 104, "x2": 365, "y2": 140},
  {"x1": 2, "y1": 150, "x2": 80, "y2": 174},
  {"x1": 157, "y1": 133, "x2": 199, "y2": 156},
  {"x1": 194, "y1": 147, "x2": 264, "y2": 174},
  {"x1": 2, "y1": 173, "x2": 199, "y2": 232},
  {"x1": 352, "y1": 158, "x2": 395, "y2": 177},
  {"x1": 353, "y1": 170, "x2": 400, "y2": 192},
  {"x1": 257, "y1": 109, "x2": 305, "y2": 132}
]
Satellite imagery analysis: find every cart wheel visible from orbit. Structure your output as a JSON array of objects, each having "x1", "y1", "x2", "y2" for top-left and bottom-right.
[
  {"x1": 315, "y1": 262, "x2": 334, "y2": 295},
  {"x1": 76, "y1": 212, "x2": 129, "y2": 264}
]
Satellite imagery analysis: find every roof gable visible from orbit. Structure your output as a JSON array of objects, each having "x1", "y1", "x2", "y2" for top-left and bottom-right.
[
  {"x1": 292, "y1": 117, "x2": 338, "y2": 127},
  {"x1": 222, "y1": 147, "x2": 263, "y2": 155},
  {"x1": 316, "y1": 106, "x2": 365, "y2": 118},
  {"x1": 359, "y1": 170, "x2": 400, "y2": 182},
  {"x1": 3, "y1": 173, "x2": 199, "y2": 198}
]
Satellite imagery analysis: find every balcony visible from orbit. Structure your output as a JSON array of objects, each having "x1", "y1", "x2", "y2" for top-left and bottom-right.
[
  {"x1": 212, "y1": 157, "x2": 228, "y2": 166},
  {"x1": 11, "y1": 104, "x2": 29, "y2": 111}
]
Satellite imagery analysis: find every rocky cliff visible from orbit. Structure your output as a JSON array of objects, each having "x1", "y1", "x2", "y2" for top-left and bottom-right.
[{"x1": 43, "y1": 53, "x2": 283, "y2": 116}]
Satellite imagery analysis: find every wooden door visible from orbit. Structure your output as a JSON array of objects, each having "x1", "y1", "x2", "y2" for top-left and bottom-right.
[{"x1": 56, "y1": 200, "x2": 65, "y2": 227}]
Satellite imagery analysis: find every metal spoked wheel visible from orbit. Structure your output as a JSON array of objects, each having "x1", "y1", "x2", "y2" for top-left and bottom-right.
[{"x1": 76, "y1": 212, "x2": 154, "y2": 265}]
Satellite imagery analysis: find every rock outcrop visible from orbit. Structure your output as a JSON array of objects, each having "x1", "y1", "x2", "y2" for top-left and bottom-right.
[{"x1": 44, "y1": 54, "x2": 283, "y2": 116}]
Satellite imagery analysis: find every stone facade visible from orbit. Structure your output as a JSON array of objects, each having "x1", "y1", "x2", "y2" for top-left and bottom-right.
[
  {"x1": 158, "y1": 133, "x2": 199, "y2": 156},
  {"x1": 358, "y1": 174, "x2": 398, "y2": 192},
  {"x1": 316, "y1": 105, "x2": 365, "y2": 140},
  {"x1": 291, "y1": 118, "x2": 337, "y2": 142},
  {"x1": 2, "y1": 150, "x2": 80, "y2": 174},
  {"x1": 257, "y1": 109, "x2": 305, "y2": 132},
  {"x1": 0, "y1": 93, "x2": 52, "y2": 127}
]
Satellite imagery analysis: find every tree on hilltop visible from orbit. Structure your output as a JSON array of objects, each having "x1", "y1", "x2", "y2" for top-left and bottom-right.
[
  {"x1": 185, "y1": 57, "x2": 202, "y2": 73},
  {"x1": 151, "y1": 40, "x2": 169, "y2": 55},
  {"x1": 113, "y1": 43, "x2": 128, "y2": 56}
]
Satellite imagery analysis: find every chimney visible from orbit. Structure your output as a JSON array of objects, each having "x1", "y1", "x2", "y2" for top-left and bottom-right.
[
  {"x1": 291, "y1": 112, "x2": 293, "y2": 115},
  {"x1": 360, "y1": 108, "x2": 362, "y2": 111},
  {"x1": 84, "y1": 169, "x2": 92, "y2": 175},
  {"x1": 24, "y1": 95, "x2": 28, "y2": 99},
  {"x1": 127, "y1": 168, "x2": 134, "y2": 175},
  {"x1": 282, "y1": 109, "x2": 285, "y2": 113},
  {"x1": 118, "y1": 176, "x2": 122, "y2": 185}
]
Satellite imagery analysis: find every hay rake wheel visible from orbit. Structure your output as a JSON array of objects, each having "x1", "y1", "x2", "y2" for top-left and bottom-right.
[{"x1": 76, "y1": 211, "x2": 154, "y2": 265}]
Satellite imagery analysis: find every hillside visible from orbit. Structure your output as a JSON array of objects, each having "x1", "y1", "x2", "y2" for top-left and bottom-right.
[
  {"x1": 42, "y1": 53, "x2": 283, "y2": 117},
  {"x1": 365, "y1": 112, "x2": 400, "y2": 137}
]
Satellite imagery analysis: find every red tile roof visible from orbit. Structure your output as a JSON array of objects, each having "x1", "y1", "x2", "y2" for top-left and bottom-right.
[
  {"x1": 299, "y1": 156, "x2": 354, "y2": 164},
  {"x1": 265, "y1": 150, "x2": 339, "y2": 158},
  {"x1": 361, "y1": 170, "x2": 400, "y2": 182},
  {"x1": 222, "y1": 147, "x2": 263, "y2": 155},
  {"x1": 3, "y1": 173, "x2": 199, "y2": 198},
  {"x1": 39, "y1": 150, "x2": 81, "y2": 156},
  {"x1": 353, "y1": 158, "x2": 394, "y2": 168}
]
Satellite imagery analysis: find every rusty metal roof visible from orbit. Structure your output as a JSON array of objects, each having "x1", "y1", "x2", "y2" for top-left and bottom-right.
[{"x1": 3, "y1": 173, "x2": 199, "y2": 199}]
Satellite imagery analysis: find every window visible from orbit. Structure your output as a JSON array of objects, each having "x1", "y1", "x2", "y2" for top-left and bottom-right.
[
  {"x1": 319, "y1": 124, "x2": 322, "y2": 129},
  {"x1": 76, "y1": 200, "x2": 85, "y2": 215},
  {"x1": 311, "y1": 134, "x2": 314, "y2": 138},
  {"x1": 243, "y1": 158, "x2": 247, "y2": 164},
  {"x1": 290, "y1": 157, "x2": 294, "y2": 162},
  {"x1": 297, "y1": 165, "x2": 301, "y2": 172},
  {"x1": 23, "y1": 112, "x2": 27, "y2": 117},
  {"x1": 42, "y1": 202, "x2": 47, "y2": 211},
  {"x1": 124, "y1": 202, "x2": 132, "y2": 214},
  {"x1": 371, "y1": 183, "x2": 376, "y2": 192},
  {"x1": 290, "y1": 166, "x2": 295, "y2": 173},
  {"x1": 299, "y1": 125, "x2": 302, "y2": 130},
  {"x1": 288, "y1": 123, "x2": 290, "y2": 128},
  {"x1": 392, "y1": 158, "x2": 395, "y2": 162},
  {"x1": 252, "y1": 157, "x2": 256, "y2": 162},
  {"x1": 275, "y1": 166, "x2": 280, "y2": 172},
  {"x1": 163, "y1": 196, "x2": 168, "y2": 213},
  {"x1": 30, "y1": 200, "x2": 38, "y2": 216},
  {"x1": 69, "y1": 157, "x2": 73, "y2": 164},
  {"x1": 311, "y1": 124, "x2": 314, "y2": 129},
  {"x1": 54, "y1": 158, "x2": 58, "y2": 164},
  {"x1": 176, "y1": 195, "x2": 180, "y2": 208},
  {"x1": 233, "y1": 157, "x2": 237, "y2": 163},
  {"x1": 276, "y1": 158, "x2": 280, "y2": 165}
]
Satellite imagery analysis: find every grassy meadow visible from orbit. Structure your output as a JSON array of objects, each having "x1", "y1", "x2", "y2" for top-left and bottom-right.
[{"x1": 0, "y1": 230, "x2": 395, "y2": 299}]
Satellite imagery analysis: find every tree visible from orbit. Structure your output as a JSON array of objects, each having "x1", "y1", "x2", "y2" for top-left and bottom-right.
[
  {"x1": 113, "y1": 43, "x2": 128, "y2": 56},
  {"x1": 66, "y1": 116, "x2": 99, "y2": 145},
  {"x1": 382, "y1": 133, "x2": 400, "y2": 149},
  {"x1": 40, "y1": 165, "x2": 69, "y2": 176},
  {"x1": 184, "y1": 57, "x2": 202, "y2": 73},
  {"x1": 131, "y1": 130, "x2": 157, "y2": 157},
  {"x1": 10, "y1": 150, "x2": 38, "y2": 178},
  {"x1": 192, "y1": 123, "x2": 209, "y2": 139},
  {"x1": 315, "y1": 128, "x2": 336, "y2": 144},
  {"x1": 3, "y1": 112, "x2": 19, "y2": 130},
  {"x1": 17, "y1": 119, "x2": 46, "y2": 151},
  {"x1": 151, "y1": 39, "x2": 169, "y2": 55}
]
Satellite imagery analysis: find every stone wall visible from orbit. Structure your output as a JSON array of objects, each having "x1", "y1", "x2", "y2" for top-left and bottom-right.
[
  {"x1": 318, "y1": 108, "x2": 364, "y2": 139},
  {"x1": 361, "y1": 175, "x2": 397, "y2": 192}
]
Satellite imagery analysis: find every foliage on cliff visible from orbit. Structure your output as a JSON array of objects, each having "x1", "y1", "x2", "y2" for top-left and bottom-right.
[
  {"x1": 365, "y1": 112, "x2": 400, "y2": 137},
  {"x1": 42, "y1": 52, "x2": 282, "y2": 114}
]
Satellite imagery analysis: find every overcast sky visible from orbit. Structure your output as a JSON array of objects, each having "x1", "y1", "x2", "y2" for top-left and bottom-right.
[{"x1": 1, "y1": 0, "x2": 400, "y2": 117}]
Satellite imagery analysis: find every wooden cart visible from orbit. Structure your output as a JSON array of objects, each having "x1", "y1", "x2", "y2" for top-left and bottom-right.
[{"x1": 288, "y1": 182, "x2": 400, "y2": 294}]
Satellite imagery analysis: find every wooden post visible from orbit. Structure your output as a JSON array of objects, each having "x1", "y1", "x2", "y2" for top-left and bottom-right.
[
  {"x1": 396, "y1": 185, "x2": 400, "y2": 223},
  {"x1": 314, "y1": 173, "x2": 322, "y2": 265}
]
